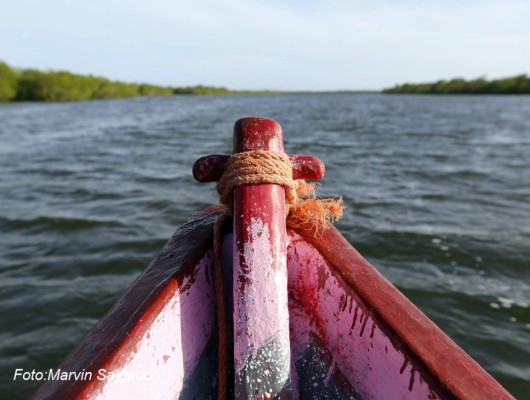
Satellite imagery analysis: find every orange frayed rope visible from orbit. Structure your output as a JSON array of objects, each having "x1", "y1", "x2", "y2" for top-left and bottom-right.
[{"x1": 216, "y1": 150, "x2": 345, "y2": 235}]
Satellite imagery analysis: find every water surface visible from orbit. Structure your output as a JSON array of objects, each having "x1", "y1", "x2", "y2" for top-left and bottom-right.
[{"x1": 1, "y1": 94, "x2": 529, "y2": 398}]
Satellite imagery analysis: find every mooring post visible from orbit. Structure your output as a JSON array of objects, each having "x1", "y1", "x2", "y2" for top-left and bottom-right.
[
  {"x1": 231, "y1": 117, "x2": 292, "y2": 398},
  {"x1": 192, "y1": 116, "x2": 324, "y2": 399}
]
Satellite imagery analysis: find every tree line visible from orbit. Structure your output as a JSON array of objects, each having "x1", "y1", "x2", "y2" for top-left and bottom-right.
[
  {"x1": 383, "y1": 75, "x2": 530, "y2": 95},
  {"x1": 0, "y1": 61, "x2": 173, "y2": 102},
  {"x1": 0, "y1": 60, "x2": 276, "y2": 102},
  {"x1": 173, "y1": 85, "x2": 279, "y2": 95}
]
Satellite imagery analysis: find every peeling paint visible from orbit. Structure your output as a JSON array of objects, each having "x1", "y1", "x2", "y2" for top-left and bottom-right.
[
  {"x1": 233, "y1": 180, "x2": 292, "y2": 399},
  {"x1": 90, "y1": 252, "x2": 215, "y2": 400},
  {"x1": 287, "y1": 233, "x2": 443, "y2": 400}
]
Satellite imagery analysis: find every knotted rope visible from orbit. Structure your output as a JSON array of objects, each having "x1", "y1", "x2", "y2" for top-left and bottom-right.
[
  {"x1": 217, "y1": 149, "x2": 345, "y2": 235},
  {"x1": 217, "y1": 150, "x2": 297, "y2": 208},
  {"x1": 213, "y1": 150, "x2": 344, "y2": 399}
]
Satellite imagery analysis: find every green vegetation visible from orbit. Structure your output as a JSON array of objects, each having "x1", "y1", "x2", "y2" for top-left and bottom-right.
[
  {"x1": 0, "y1": 61, "x2": 18, "y2": 101},
  {"x1": 291, "y1": 90, "x2": 379, "y2": 94},
  {"x1": 14, "y1": 69, "x2": 175, "y2": 101},
  {"x1": 0, "y1": 60, "x2": 281, "y2": 103},
  {"x1": 173, "y1": 85, "x2": 280, "y2": 95},
  {"x1": 384, "y1": 74, "x2": 530, "y2": 95},
  {"x1": 0, "y1": 60, "x2": 173, "y2": 102}
]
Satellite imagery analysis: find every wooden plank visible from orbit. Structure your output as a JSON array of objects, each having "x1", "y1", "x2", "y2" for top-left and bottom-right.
[
  {"x1": 294, "y1": 222, "x2": 515, "y2": 400},
  {"x1": 30, "y1": 209, "x2": 222, "y2": 400}
]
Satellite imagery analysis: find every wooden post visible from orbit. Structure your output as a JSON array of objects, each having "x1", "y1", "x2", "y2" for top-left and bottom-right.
[
  {"x1": 233, "y1": 118, "x2": 291, "y2": 399},
  {"x1": 193, "y1": 117, "x2": 324, "y2": 399},
  {"x1": 231, "y1": 117, "x2": 292, "y2": 398}
]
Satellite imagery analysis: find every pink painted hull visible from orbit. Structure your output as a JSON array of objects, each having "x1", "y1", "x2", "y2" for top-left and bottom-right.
[{"x1": 31, "y1": 208, "x2": 513, "y2": 400}]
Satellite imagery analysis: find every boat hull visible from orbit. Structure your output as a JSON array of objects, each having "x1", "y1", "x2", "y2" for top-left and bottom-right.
[{"x1": 31, "y1": 208, "x2": 513, "y2": 400}]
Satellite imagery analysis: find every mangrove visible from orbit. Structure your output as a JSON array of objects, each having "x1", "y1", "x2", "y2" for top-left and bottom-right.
[
  {"x1": 384, "y1": 74, "x2": 530, "y2": 95},
  {"x1": 0, "y1": 60, "x2": 278, "y2": 102}
]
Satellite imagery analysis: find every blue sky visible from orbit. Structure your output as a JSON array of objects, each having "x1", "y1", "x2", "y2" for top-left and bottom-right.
[{"x1": 1, "y1": 0, "x2": 529, "y2": 90}]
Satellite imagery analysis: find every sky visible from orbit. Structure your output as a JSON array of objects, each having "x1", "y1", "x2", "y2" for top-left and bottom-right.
[{"x1": 1, "y1": 0, "x2": 530, "y2": 91}]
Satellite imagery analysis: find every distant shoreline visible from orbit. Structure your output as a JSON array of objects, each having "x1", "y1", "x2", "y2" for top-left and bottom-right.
[
  {"x1": 0, "y1": 60, "x2": 282, "y2": 103},
  {"x1": 4, "y1": 60, "x2": 530, "y2": 102},
  {"x1": 0, "y1": 60, "x2": 381, "y2": 103},
  {"x1": 383, "y1": 74, "x2": 530, "y2": 95}
]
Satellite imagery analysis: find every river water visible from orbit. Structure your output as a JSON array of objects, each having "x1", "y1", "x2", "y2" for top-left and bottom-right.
[{"x1": 1, "y1": 94, "x2": 529, "y2": 399}]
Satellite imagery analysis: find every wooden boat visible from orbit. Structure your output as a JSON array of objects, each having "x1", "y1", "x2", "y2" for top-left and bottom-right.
[{"x1": 32, "y1": 117, "x2": 513, "y2": 400}]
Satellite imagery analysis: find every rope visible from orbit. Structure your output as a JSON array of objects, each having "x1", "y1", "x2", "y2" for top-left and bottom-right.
[
  {"x1": 216, "y1": 149, "x2": 345, "y2": 235},
  {"x1": 214, "y1": 214, "x2": 228, "y2": 400},
  {"x1": 217, "y1": 150, "x2": 298, "y2": 211}
]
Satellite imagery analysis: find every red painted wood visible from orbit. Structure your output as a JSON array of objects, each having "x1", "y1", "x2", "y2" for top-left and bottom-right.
[
  {"x1": 30, "y1": 206, "x2": 513, "y2": 399},
  {"x1": 231, "y1": 117, "x2": 293, "y2": 398},
  {"x1": 193, "y1": 154, "x2": 325, "y2": 182},
  {"x1": 30, "y1": 209, "x2": 223, "y2": 400},
  {"x1": 193, "y1": 117, "x2": 326, "y2": 398},
  {"x1": 287, "y1": 233, "x2": 454, "y2": 399},
  {"x1": 293, "y1": 222, "x2": 514, "y2": 400},
  {"x1": 32, "y1": 115, "x2": 512, "y2": 399},
  {"x1": 287, "y1": 154, "x2": 325, "y2": 181},
  {"x1": 192, "y1": 154, "x2": 228, "y2": 182}
]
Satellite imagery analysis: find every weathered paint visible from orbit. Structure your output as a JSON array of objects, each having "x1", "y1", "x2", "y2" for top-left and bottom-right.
[
  {"x1": 30, "y1": 209, "x2": 223, "y2": 400},
  {"x1": 293, "y1": 221, "x2": 515, "y2": 400},
  {"x1": 32, "y1": 208, "x2": 515, "y2": 400},
  {"x1": 287, "y1": 233, "x2": 445, "y2": 400},
  {"x1": 233, "y1": 216, "x2": 290, "y2": 371},
  {"x1": 232, "y1": 118, "x2": 293, "y2": 398},
  {"x1": 76, "y1": 252, "x2": 215, "y2": 399},
  {"x1": 33, "y1": 115, "x2": 515, "y2": 400},
  {"x1": 191, "y1": 117, "x2": 326, "y2": 399}
]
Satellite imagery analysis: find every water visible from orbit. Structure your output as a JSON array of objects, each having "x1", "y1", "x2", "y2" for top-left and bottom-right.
[{"x1": 1, "y1": 94, "x2": 529, "y2": 399}]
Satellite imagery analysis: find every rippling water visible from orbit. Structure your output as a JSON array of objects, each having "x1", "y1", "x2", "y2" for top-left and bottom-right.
[{"x1": 1, "y1": 94, "x2": 529, "y2": 399}]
